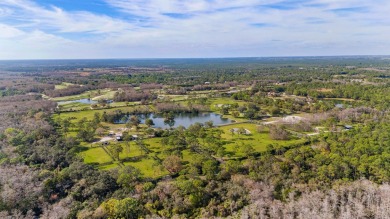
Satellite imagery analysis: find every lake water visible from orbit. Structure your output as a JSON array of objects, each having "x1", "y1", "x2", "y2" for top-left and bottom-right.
[
  {"x1": 57, "y1": 98, "x2": 97, "y2": 105},
  {"x1": 120, "y1": 112, "x2": 232, "y2": 128}
]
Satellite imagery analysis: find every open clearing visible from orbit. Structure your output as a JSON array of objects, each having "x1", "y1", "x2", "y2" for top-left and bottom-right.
[
  {"x1": 54, "y1": 82, "x2": 74, "y2": 90},
  {"x1": 218, "y1": 123, "x2": 304, "y2": 156},
  {"x1": 56, "y1": 92, "x2": 317, "y2": 178}
]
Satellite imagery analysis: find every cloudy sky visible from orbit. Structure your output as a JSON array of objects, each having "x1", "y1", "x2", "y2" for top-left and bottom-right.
[{"x1": 0, "y1": 0, "x2": 389, "y2": 59}]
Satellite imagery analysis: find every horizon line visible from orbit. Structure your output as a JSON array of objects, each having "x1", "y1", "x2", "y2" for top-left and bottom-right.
[{"x1": 0, "y1": 54, "x2": 390, "y2": 62}]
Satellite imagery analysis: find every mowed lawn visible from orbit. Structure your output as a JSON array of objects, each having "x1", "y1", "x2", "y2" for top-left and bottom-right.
[
  {"x1": 81, "y1": 141, "x2": 145, "y2": 164},
  {"x1": 218, "y1": 123, "x2": 304, "y2": 156},
  {"x1": 79, "y1": 139, "x2": 167, "y2": 178},
  {"x1": 80, "y1": 146, "x2": 113, "y2": 164}
]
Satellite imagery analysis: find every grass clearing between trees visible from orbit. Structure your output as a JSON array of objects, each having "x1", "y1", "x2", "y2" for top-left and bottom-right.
[
  {"x1": 218, "y1": 123, "x2": 305, "y2": 156},
  {"x1": 54, "y1": 82, "x2": 74, "y2": 90},
  {"x1": 55, "y1": 94, "x2": 310, "y2": 178}
]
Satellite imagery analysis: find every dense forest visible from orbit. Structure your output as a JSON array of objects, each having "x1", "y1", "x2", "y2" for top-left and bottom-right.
[{"x1": 1, "y1": 57, "x2": 390, "y2": 218}]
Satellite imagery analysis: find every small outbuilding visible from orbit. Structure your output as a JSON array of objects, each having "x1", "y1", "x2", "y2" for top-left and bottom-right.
[
  {"x1": 230, "y1": 128, "x2": 251, "y2": 135},
  {"x1": 116, "y1": 134, "x2": 123, "y2": 141},
  {"x1": 344, "y1": 125, "x2": 353, "y2": 130}
]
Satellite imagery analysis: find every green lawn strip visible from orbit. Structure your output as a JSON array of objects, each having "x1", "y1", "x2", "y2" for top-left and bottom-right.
[
  {"x1": 109, "y1": 102, "x2": 133, "y2": 107},
  {"x1": 158, "y1": 94, "x2": 189, "y2": 101}
]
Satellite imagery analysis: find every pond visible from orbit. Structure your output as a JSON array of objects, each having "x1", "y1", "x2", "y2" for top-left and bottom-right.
[
  {"x1": 118, "y1": 112, "x2": 233, "y2": 129},
  {"x1": 57, "y1": 98, "x2": 97, "y2": 105}
]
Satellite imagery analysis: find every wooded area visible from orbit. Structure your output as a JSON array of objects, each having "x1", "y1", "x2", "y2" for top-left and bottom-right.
[{"x1": 1, "y1": 57, "x2": 390, "y2": 218}]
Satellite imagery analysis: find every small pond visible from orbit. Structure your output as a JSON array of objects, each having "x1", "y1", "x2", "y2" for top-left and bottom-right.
[
  {"x1": 57, "y1": 98, "x2": 97, "y2": 105},
  {"x1": 118, "y1": 112, "x2": 233, "y2": 129}
]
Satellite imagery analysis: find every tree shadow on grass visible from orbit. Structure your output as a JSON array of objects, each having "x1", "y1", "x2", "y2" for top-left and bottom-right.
[
  {"x1": 233, "y1": 137, "x2": 255, "y2": 141},
  {"x1": 121, "y1": 155, "x2": 148, "y2": 162},
  {"x1": 221, "y1": 140, "x2": 234, "y2": 145},
  {"x1": 73, "y1": 146, "x2": 89, "y2": 153}
]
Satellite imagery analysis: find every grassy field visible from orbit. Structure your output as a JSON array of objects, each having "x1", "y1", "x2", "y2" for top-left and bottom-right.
[
  {"x1": 218, "y1": 123, "x2": 304, "y2": 156},
  {"x1": 124, "y1": 158, "x2": 169, "y2": 178},
  {"x1": 55, "y1": 82, "x2": 74, "y2": 90},
  {"x1": 54, "y1": 104, "x2": 151, "y2": 121},
  {"x1": 58, "y1": 102, "x2": 91, "y2": 111},
  {"x1": 91, "y1": 90, "x2": 117, "y2": 100},
  {"x1": 78, "y1": 138, "x2": 169, "y2": 178},
  {"x1": 81, "y1": 146, "x2": 113, "y2": 164},
  {"x1": 58, "y1": 101, "x2": 137, "y2": 112},
  {"x1": 159, "y1": 94, "x2": 190, "y2": 101},
  {"x1": 52, "y1": 88, "x2": 115, "y2": 101},
  {"x1": 208, "y1": 97, "x2": 247, "y2": 111},
  {"x1": 55, "y1": 92, "x2": 310, "y2": 178},
  {"x1": 70, "y1": 124, "x2": 307, "y2": 179},
  {"x1": 52, "y1": 92, "x2": 93, "y2": 101}
]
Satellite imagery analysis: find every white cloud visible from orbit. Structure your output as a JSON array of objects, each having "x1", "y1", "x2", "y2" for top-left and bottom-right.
[
  {"x1": 0, "y1": 0, "x2": 134, "y2": 34},
  {"x1": 0, "y1": 23, "x2": 24, "y2": 38},
  {"x1": 0, "y1": 0, "x2": 389, "y2": 59}
]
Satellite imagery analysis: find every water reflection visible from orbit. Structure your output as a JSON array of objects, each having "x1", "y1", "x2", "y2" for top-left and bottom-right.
[
  {"x1": 119, "y1": 112, "x2": 231, "y2": 128},
  {"x1": 57, "y1": 98, "x2": 97, "y2": 105}
]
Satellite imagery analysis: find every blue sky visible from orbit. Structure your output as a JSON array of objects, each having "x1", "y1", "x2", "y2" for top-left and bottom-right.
[{"x1": 0, "y1": 0, "x2": 389, "y2": 59}]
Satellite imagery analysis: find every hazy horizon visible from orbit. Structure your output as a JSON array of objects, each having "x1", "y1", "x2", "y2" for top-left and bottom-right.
[{"x1": 1, "y1": 55, "x2": 389, "y2": 62}]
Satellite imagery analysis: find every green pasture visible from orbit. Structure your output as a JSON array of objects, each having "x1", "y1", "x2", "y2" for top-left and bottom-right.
[
  {"x1": 91, "y1": 90, "x2": 117, "y2": 100},
  {"x1": 55, "y1": 82, "x2": 74, "y2": 90},
  {"x1": 79, "y1": 138, "x2": 166, "y2": 177},
  {"x1": 81, "y1": 146, "x2": 113, "y2": 164},
  {"x1": 52, "y1": 92, "x2": 92, "y2": 101},
  {"x1": 218, "y1": 123, "x2": 304, "y2": 156},
  {"x1": 51, "y1": 88, "x2": 115, "y2": 101},
  {"x1": 56, "y1": 93, "x2": 308, "y2": 177},
  {"x1": 208, "y1": 97, "x2": 248, "y2": 112},
  {"x1": 124, "y1": 158, "x2": 169, "y2": 178},
  {"x1": 76, "y1": 123, "x2": 306, "y2": 176},
  {"x1": 58, "y1": 102, "x2": 90, "y2": 111}
]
